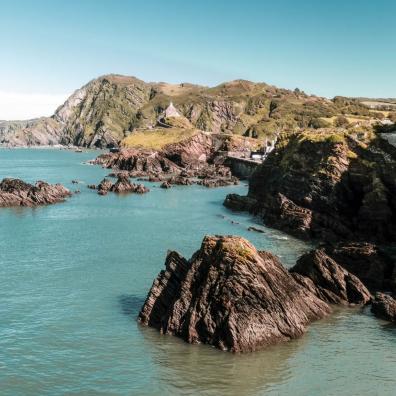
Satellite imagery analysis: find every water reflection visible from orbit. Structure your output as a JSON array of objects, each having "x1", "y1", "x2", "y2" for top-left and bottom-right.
[{"x1": 137, "y1": 319, "x2": 306, "y2": 396}]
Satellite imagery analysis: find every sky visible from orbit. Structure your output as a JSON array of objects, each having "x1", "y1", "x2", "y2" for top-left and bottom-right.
[{"x1": 1, "y1": 0, "x2": 396, "y2": 119}]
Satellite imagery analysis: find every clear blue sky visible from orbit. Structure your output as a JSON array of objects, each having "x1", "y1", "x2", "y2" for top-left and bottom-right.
[{"x1": 1, "y1": 0, "x2": 396, "y2": 118}]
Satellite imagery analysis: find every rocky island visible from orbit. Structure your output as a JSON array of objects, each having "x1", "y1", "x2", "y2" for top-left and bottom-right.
[
  {"x1": 138, "y1": 235, "x2": 377, "y2": 352},
  {"x1": 0, "y1": 178, "x2": 71, "y2": 207}
]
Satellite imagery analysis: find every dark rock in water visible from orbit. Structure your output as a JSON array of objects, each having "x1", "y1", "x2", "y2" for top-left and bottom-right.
[
  {"x1": 110, "y1": 175, "x2": 149, "y2": 194},
  {"x1": 0, "y1": 178, "x2": 71, "y2": 207},
  {"x1": 197, "y1": 176, "x2": 239, "y2": 188},
  {"x1": 224, "y1": 132, "x2": 396, "y2": 243},
  {"x1": 168, "y1": 175, "x2": 193, "y2": 186},
  {"x1": 71, "y1": 180, "x2": 80, "y2": 184},
  {"x1": 134, "y1": 183, "x2": 150, "y2": 194},
  {"x1": 110, "y1": 174, "x2": 136, "y2": 193},
  {"x1": 160, "y1": 181, "x2": 172, "y2": 189},
  {"x1": 247, "y1": 226, "x2": 265, "y2": 233},
  {"x1": 92, "y1": 148, "x2": 181, "y2": 174},
  {"x1": 371, "y1": 292, "x2": 396, "y2": 322},
  {"x1": 224, "y1": 194, "x2": 257, "y2": 212},
  {"x1": 290, "y1": 249, "x2": 371, "y2": 305},
  {"x1": 138, "y1": 235, "x2": 330, "y2": 352},
  {"x1": 97, "y1": 178, "x2": 113, "y2": 193},
  {"x1": 89, "y1": 175, "x2": 149, "y2": 195},
  {"x1": 92, "y1": 135, "x2": 245, "y2": 189},
  {"x1": 87, "y1": 184, "x2": 96, "y2": 190},
  {"x1": 74, "y1": 190, "x2": 80, "y2": 194},
  {"x1": 324, "y1": 243, "x2": 396, "y2": 292}
]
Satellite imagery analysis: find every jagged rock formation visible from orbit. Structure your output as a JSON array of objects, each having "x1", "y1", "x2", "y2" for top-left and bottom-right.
[
  {"x1": 89, "y1": 175, "x2": 149, "y2": 195},
  {"x1": 0, "y1": 178, "x2": 71, "y2": 207},
  {"x1": 1, "y1": 74, "x2": 381, "y2": 148},
  {"x1": 92, "y1": 132, "x2": 244, "y2": 187},
  {"x1": 371, "y1": 293, "x2": 396, "y2": 322},
  {"x1": 290, "y1": 249, "x2": 371, "y2": 305},
  {"x1": 139, "y1": 235, "x2": 331, "y2": 352},
  {"x1": 225, "y1": 131, "x2": 396, "y2": 244}
]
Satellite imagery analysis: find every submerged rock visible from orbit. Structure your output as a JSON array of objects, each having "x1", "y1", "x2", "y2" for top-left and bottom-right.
[
  {"x1": 290, "y1": 249, "x2": 371, "y2": 305},
  {"x1": 0, "y1": 178, "x2": 71, "y2": 207},
  {"x1": 139, "y1": 235, "x2": 330, "y2": 352},
  {"x1": 371, "y1": 293, "x2": 396, "y2": 322}
]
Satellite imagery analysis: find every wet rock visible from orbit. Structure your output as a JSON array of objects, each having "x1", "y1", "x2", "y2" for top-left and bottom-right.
[
  {"x1": 224, "y1": 194, "x2": 257, "y2": 212},
  {"x1": 87, "y1": 184, "x2": 97, "y2": 190},
  {"x1": 0, "y1": 178, "x2": 71, "y2": 207},
  {"x1": 139, "y1": 235, "x2": 330, "y2": 352},
  {"x1": 97, "y1": 178, "x2": 113, "y2": 193},
  {"x1": 197, "y1": 176, "x2": 239, "y2": 188},
  {"x1": 248, "y1": 226, "x2": 265, "y2": 233},
  {"x1": 110, "y1": 174, "x2": 149, "y2": 194},
  {"x1": 290, "y1": 249, "x2": 371, "y2": 305},
  {"x1": 371, "y1": 292, "x2": 396, "y2": 322},
  {"x1": 160, "y1": 181, "x2": 172, "y2": 189}
]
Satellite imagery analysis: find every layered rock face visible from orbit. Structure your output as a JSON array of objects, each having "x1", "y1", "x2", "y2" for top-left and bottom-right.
[
  {"x1": 225, "y1": 132, "x2": 396, "y2": 243},
  {"x1": 139, "y1": 236, "x2": 331, "y2": 352},
  {"x1": 290, "y1": 249, "x2": 371, "y2": 305},
  {"x1": 0, "y1": 178, "x2": 71, "y2": 207}
]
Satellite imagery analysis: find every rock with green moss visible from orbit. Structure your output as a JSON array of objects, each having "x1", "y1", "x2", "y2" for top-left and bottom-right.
[{"x1": 225, "y1": 131, "x2": 396, "y2": 243}]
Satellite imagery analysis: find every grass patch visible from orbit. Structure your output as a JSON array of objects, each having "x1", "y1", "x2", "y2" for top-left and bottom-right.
[{"x1": 121, "y1": 128, "x2": 198, "y2": 150}]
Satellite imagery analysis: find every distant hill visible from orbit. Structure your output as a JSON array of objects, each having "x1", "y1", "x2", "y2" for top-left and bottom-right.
[{"x1": 0, "y1": 74, "x2": 393, "y2": 148}]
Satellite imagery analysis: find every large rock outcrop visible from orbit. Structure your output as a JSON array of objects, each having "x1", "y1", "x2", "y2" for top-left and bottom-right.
[
  {"x1": 139, "y1": 235, "x2": 331, "y2": 352},
  {"x1": 225, "y1": 131, "x2": 396, "y2": 244},
  {"x1": 290, "y1": 249, "x2": 371, "y2": 305},
  {"x1": 0, "y1": 178, "x2": 71, "y2": 207}
]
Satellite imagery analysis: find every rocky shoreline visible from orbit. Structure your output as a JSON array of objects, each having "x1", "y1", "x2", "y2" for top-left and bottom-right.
[
  {"x1": 0, "y1": 178, "x2": 71, "y2": 207},
  {"x1": 224, "y1": 131, "x2": 396, "y2": 243},
  {"x1": 91, "y1": 132, "x2": 246, "y2": 189}
]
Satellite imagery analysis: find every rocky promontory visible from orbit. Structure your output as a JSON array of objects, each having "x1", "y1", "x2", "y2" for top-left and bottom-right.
[
  {"x1": 224, "y1": 131, "x2": 396, "y2": 244},
  {"x1": 92, "y1": 132, "x2": 243, "y2": 188},
  {"x1": 0, "y1": 178, "x2": 71, "y2": 207}
]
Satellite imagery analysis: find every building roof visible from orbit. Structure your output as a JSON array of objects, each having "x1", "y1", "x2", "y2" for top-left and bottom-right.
[{"x1": 164, "y1": 102, "x2": 181, "y2": 118}]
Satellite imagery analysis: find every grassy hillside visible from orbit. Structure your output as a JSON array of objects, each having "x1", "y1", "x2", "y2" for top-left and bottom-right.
[{"x1": 2, "y1": 74, "x2": 394, "y2": 148}]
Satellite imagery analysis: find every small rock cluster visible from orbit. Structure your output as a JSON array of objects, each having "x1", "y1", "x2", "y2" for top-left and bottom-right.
[
  {"x1": 0, "y1": 178, "x2": 71, "y2": 207},
  {"x1": 88, "y1": 174, "x2": 149, "y2": 195}
]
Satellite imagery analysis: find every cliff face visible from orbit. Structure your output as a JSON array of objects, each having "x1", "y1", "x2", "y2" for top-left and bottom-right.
[
  {"x1": 225, "y1": 131, "x2": 396, "y2": 243},
  {"x1": 1, "y1": 74, "x2": 376, "y2": 148}
]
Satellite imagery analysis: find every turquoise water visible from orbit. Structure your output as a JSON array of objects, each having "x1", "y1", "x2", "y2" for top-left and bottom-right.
[{"x1": 0, "y1": 149, "x2": 395, "y2": 396}]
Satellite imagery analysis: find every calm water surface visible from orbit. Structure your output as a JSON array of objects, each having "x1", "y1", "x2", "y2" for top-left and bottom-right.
[{"x1": 0, "y1": 149, "x2": 395, "y2": 396}]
